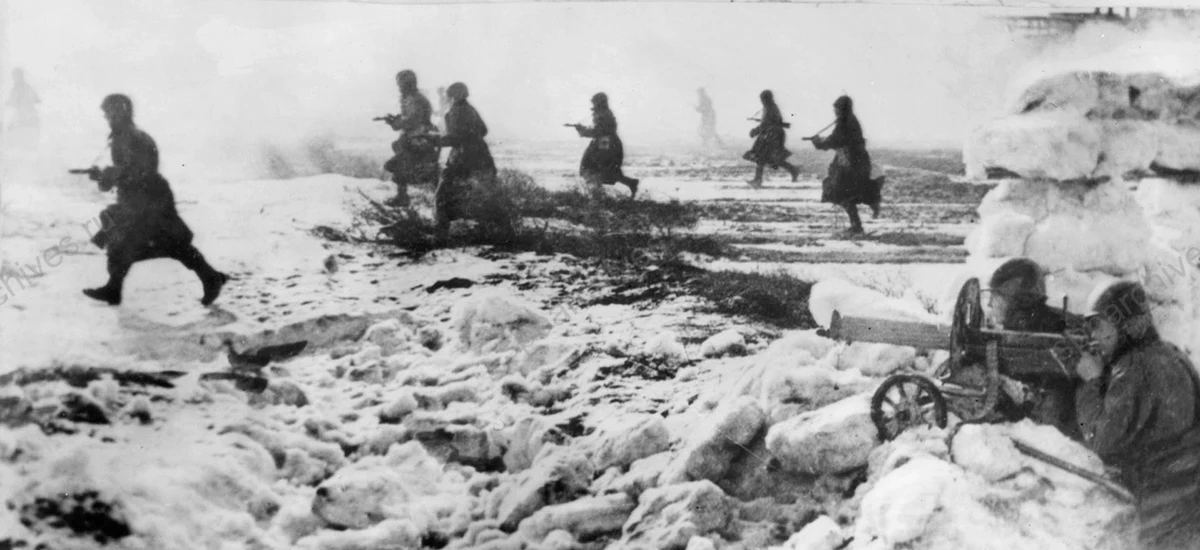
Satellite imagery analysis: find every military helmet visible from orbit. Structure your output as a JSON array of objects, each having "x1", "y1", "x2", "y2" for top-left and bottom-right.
[
  {"x1": 1087, "y1": 280, "x2": 1151, "y2": 322},
  {"x1": 834, "y1": 95, "x2": 854, "y2": 113},
  {"x1": 101, "y1": 93, "x2": 134, "y2": 119},
  {"x1": 447, "y1": 82, "x2": 469, "y2": 101},
  {"x1": 989, "y1": 257, "x2": 1047, "y2": 303},
  {"x1": 395, "y1": 70, "x2": 418, "y2": 89}
]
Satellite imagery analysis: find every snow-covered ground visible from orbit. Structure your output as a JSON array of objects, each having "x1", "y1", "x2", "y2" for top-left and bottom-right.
[{"x1": 0, "y1": 134, "x2": 1144, "y2": 550}]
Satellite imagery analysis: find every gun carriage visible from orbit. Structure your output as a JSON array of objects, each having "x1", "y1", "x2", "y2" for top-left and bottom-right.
[{"x1": 821, "y1": 278, "x2": 1093, "y2": 441}]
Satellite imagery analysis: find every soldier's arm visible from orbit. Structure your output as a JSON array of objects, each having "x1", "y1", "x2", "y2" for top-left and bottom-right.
[
  {"x1": 439, "y1": 111, "x2": 463, "y2": 147},
  {"x1": 97, "y1": 166, "x2": 120, "y2": 192},
  {"x1": 814, "y1": 124, "x2": 847, "y2": 150},
  {"x1": 1075, "y1": 364, "x2": 1149, "y2": 463}
]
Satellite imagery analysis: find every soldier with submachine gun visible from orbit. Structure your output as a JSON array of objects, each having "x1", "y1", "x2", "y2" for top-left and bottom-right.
[
  {"x1": 70, "y1": 94, "x2": 227, "y2": 307},
  {"x1": 377, "y1": 70, "x2": 441, "y2": 208}
]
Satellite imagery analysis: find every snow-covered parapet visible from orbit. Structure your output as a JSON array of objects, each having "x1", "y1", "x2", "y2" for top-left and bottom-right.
[
  {"x1": 965, "y1": 42, "x2": 1200, "y2": 182},
  {"x1": 962, "y1": 51, "x2": 1200, "y2": 364},
  {"x1": 848, "y1": 421, "x2": 1137, "y2": 550}
]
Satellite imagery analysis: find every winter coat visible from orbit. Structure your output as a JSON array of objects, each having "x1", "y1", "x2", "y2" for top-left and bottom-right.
[
  {"x1": 814, "y1": 114, "x2": 880, "y2": 206},
  {"x1": 743, "y1": 103, "x2": 791, "y2": 168},
  {"x1": 1076, "y1": 337, "x2": 1200, "y2": 550},
  {"x1": 91, "y1": 125, "x2": 194, "y2": 260},
  {"x1": 436, "y1": 99, "x2": 497, "y2": 224},
  {"x1": 577, "y1": 107, "x2": 628, "y2": 184},
  {"x1": 385, "y1": 90, "x2": 440, "y2": 186},
  {"x1": 440, "y1": 100, "x2": 495, "y2": 183}
]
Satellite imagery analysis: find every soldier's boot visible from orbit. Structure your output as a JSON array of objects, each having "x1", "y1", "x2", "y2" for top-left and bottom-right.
[
  {"x1": 784, "y1": 162, "x2": 800, "y2": 182},
  {"x1": 84, "y1": 253, "x2": 131, "y2": 305},
  {"x1": 171, "y1": 245, "x2": 228, "y2": 306},
  {"x1": 747, "y1": 165, "x2": 765, "y2": 188},
  {"x1": 843, "y1": 204, "x2": 864, "y2": 235},
  {"x1": 83, "y1": 286, "x2": 121, "y2": 305},
  {"x1": 622, "y1": 177, "x2": 639, "y2": 199}
]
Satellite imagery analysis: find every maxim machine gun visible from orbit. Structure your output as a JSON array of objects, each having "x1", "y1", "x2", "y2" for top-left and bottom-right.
[{"x1": 822, "y1": 278, "x2": 1094, "y2": 441}]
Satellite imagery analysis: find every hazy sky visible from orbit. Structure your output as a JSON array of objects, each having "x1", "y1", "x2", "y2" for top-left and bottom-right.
[{"x1": 0, "y1": 0, "x2": 1152, "y2": 161}]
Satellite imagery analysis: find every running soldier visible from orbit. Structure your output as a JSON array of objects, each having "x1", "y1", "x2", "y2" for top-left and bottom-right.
[{"x1": 78, "y1": 94, "x2": 228, "y2": 306}]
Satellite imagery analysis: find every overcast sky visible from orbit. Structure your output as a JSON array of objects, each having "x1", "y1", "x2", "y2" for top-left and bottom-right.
[{"x1": 0, "y1": 0, "x2": 1163, "y2": 160}]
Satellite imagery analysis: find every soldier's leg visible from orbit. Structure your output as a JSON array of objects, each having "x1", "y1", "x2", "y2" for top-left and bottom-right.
[
  {"x1": 433, "y1": 173, "x2": 457, "y2": 241},
  {"x1": 83, "y1": 251, "x2": 131, "y2": 305},
  {"x1": 748, "y1": 164, "x2": 764, "y2": 187},
  {"x1": 166, "y1": 244, "x2": 228, "y2": 306},
  {"x1": 782, "y1": 161, "x2": 800, "y2": 182},
  {"x1": 843, "y1": 203, "x2": 864, "y2": 233}
]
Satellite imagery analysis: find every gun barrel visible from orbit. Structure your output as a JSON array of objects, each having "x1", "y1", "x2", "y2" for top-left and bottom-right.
[{"x1": 68, "y1": 168, "x2": 95, "y2": 174}]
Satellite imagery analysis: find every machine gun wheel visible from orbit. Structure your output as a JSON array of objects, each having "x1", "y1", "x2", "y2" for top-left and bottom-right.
[{"x1": 870, "y1": 374, "x2": 948, "y2": 441}]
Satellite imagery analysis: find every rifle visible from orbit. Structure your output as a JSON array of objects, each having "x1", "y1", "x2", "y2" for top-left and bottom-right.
[
  {"x1": 747, "y1": 117, "x2": 791, "y2": 129},
  {"x1": 802, "y1": 120, "x2": 837, "y2": 141},
  {"x1": 563, "y1": 123, "x2": 582, "y2": 128},
  {"x1": 69, "y1": 167, "x2": 101, "y2": 179},
  {"x1": 373, "y1": 114, "x2": 398, "y2": 123},
  {"x1": 1011, "y1": 437, "x2": 1134, "y2": 502}
]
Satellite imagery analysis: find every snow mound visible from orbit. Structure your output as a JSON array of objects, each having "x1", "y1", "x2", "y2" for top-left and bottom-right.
[
  {"x1": 699, "y1": 329, "x2": 747, "y2": 358},
  {"x1": 451, "y1": 292, "x2": 554, "y2": 353},
  {"x1": 849, "y1": 420, "x2": 1137, "y2": 550},
  {"x1": 808, "y1": 279, "x2": 939, "y2": 329},
  {"x1": 965, "y1": 61, "x2": 1200, "y2": 181},
  {"x1": 3, "y1": 433, "x2": 280, "y2": 548},
  {"x1": 644, "y1": 330, "x2": 689, "y2": 362},
  {"x1": 765, "y1": 393, "x2": 879, "y2": 475}
]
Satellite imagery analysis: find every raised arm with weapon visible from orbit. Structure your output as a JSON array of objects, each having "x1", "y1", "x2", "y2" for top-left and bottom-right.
[
  {"x1": 68, "y1": 167, "x2": 102, "y2": 180},
  {"x1": 801, "y1": 120, "x2": 837, "y2": 141},
  {"x1": 747, "y1": 117, "x2": 791, "y2": 129}
]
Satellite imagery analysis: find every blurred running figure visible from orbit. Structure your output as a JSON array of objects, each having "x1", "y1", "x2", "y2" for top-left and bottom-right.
[
  {"x1": 743, "y1": 90, "x2": 800, "y2": 187},
  {"x1": 568, "y1": 92, "x2": 639, "y2": 198},
  {"x1": 435, "y1": 82, "x2": 496, "y2": 241},
  {"x1": 380, "y1": 70, "x2": 440, "y2": 207},
  {"x1": 811, "y1": 95, "x2": 882, "y2": 235},
  {"x1": 696, "y1": 88, "x2": 722, "y2": 148},
  {"x1": 5, "y1": 68, "x2": 41, "y2": 150},
  {"x1": 78, "y1": 94, "x2": 228, "y2": 306}
]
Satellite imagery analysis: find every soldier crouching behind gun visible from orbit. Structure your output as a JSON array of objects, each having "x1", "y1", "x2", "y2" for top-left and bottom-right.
[
  {"x1": 73, "y1": 94, "x2": 228, "y2": 306},
  {"x1": 985, "y1": 258, "x2": 1084, "y2": 438},
  {"x1": 378, "y1": 70, "x2": 440, "y2": 208},
  {"x1": 1074, "y1": 281, "x2": 1200, "y2": 550}
]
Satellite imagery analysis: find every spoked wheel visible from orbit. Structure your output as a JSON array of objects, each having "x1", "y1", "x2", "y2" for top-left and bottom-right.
[
  {"x1": 935, "y1": 277, "x2": 984, "y2": 380},
  {"x1": 870, "y1": 374, "x2": 949, "y2": 441}
]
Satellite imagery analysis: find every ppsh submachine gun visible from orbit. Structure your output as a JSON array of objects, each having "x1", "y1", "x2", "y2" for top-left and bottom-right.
[
  {"x1": 68, "y1": 167, "x2": 101, "y2": 179},
  {"x1": 819, "y1": 277, "x2": 1095, "y2": 441}
]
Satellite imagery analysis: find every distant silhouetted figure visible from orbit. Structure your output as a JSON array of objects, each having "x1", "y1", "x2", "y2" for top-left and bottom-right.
[
  {"x1": 79, "y1": 94, "x2": 228, "y2": 306},
  {"x1": 436, "y1": 82, "x2": 496, "y2": 241},
  {"x1": 381, "y1": 70, "x2": 440, "y2": 207},
  {"x1": 811, "y1": 95, "x2": 883, "y2": 235},
  {"x1": 5, "y1": 68, "x2": 41, "y2": 150},
  {"x1": 743, "y1": 90, "x2": 800, "y2": 187},
  {"x1": 570, "y1": 92, "x2": 639, "y2": 198},
  {"x1": 696, "y1": 88, "x2": 722, "y2": 148}
]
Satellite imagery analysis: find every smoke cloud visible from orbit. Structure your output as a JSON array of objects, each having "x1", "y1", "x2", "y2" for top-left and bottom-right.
[{"x1": 8, "y1": 1, "x2": 1170, "y2": 181}]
